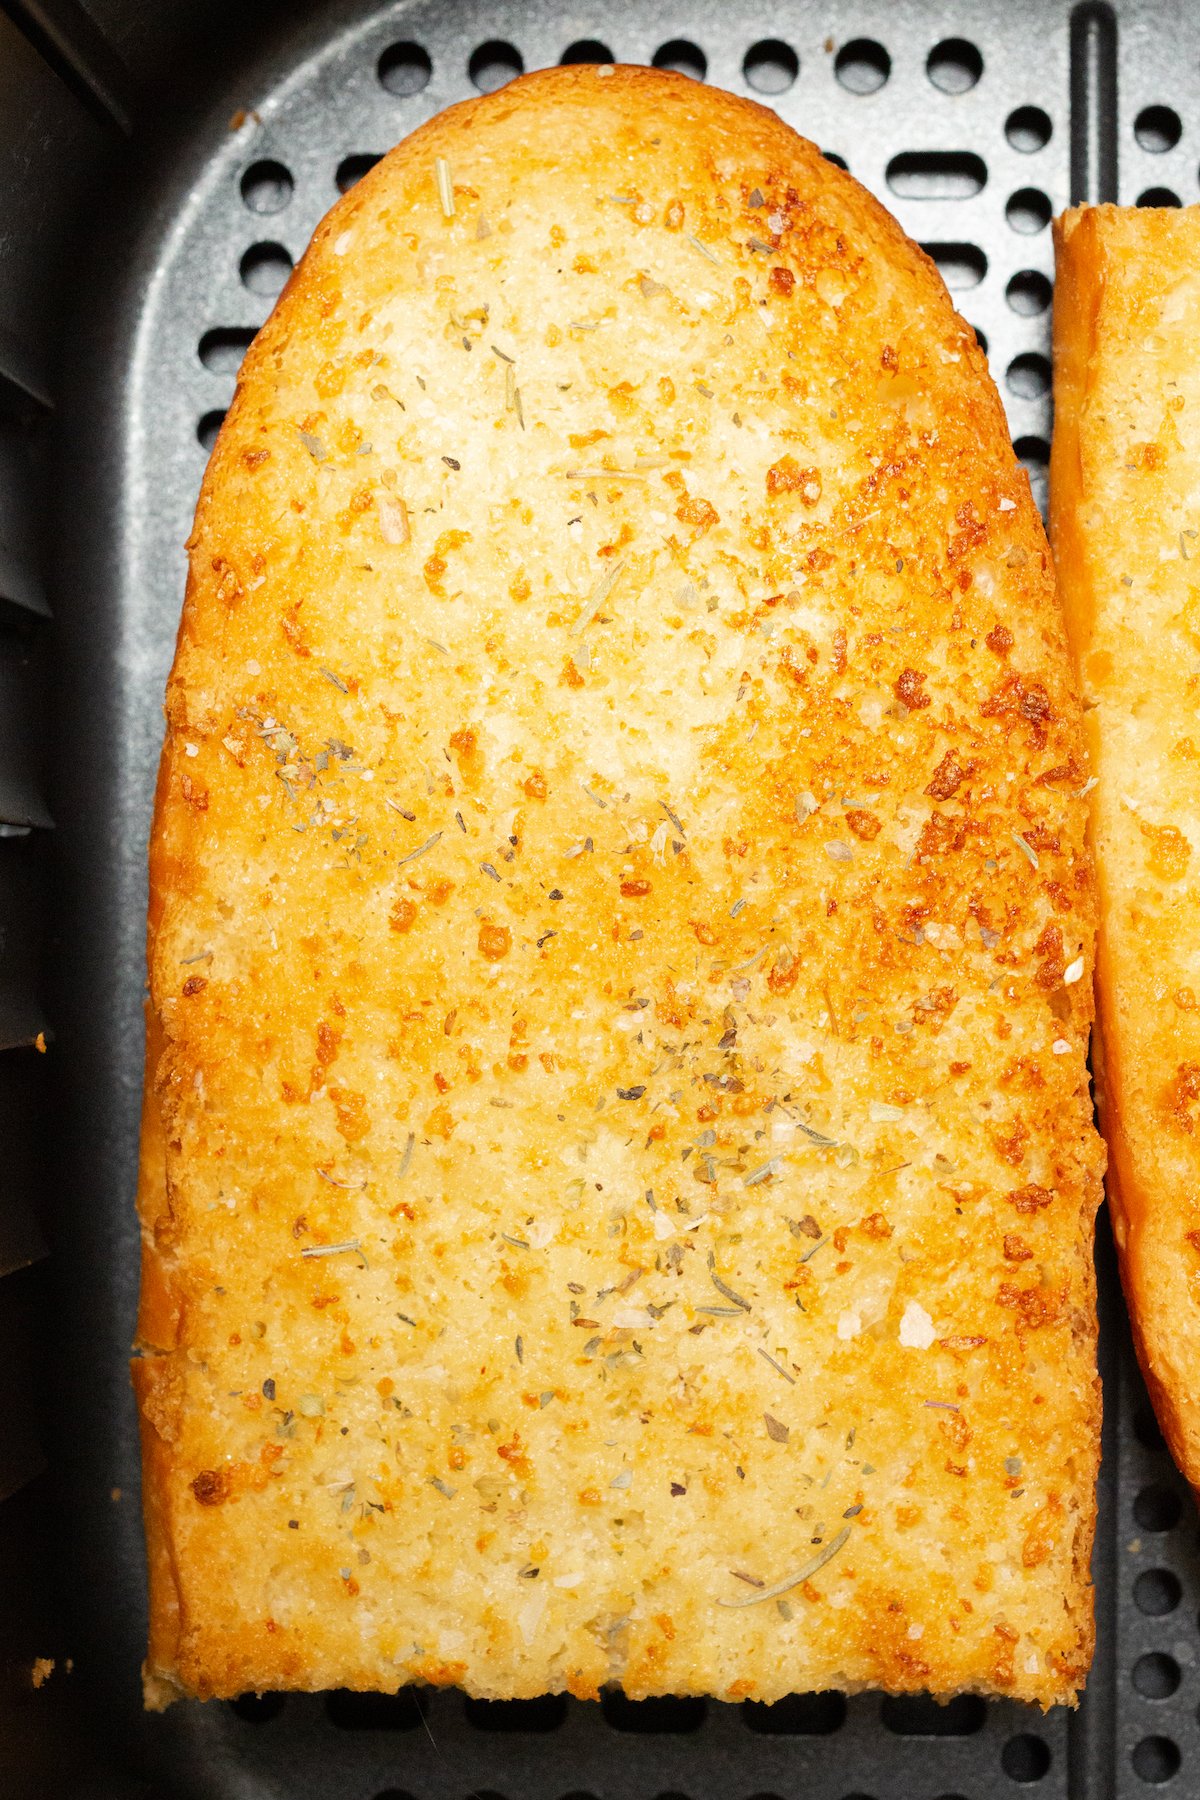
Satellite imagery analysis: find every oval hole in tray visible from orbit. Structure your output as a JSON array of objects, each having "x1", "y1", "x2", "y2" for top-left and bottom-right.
[
  {"x1": 881, "y1": 1693, "x2": 987, "y2": 1736},
  {"x1": 743, "y1": 1691, "x2": 847, "y2": 1734},
  {"x1": 921, "y1": 241, "x2": 987, "y2": 287},
  {"x1": 887, "y1": 151, "x2": 987, "y2": 198},
  {"x1": 324, "y1": 1689, "x2": 423, "y2": 1730},
  {"x1": 464, "y1": 1695, "x2": 569, "y2": 1732},
  {"x1": 601, "y1": 1692, "x2": 707, "y2": 1733}
]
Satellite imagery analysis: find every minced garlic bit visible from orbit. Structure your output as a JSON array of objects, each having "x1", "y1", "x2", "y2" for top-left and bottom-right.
[
  {"x1": 435, "y1": 157, "x2": 455, "y2": 218},
  {"x1": 563, "y1": 467, "x2": 649, "y2": 482},
  {"x1": 517, "y1": 1586, "x2": 548, "y2": 1644},
  {"x1": 377, "y1": 494, "x2": 410, "y2": 545},
  {"x1": 1063, "y1": 956, "x2": 1085, "y2": 985},
  {"x1": 869, "y1": 1101, "x2": 904, "y2": 1124},
  {"x1": 899, "y1": 1301, "x2": 936, "y2": 1349}
]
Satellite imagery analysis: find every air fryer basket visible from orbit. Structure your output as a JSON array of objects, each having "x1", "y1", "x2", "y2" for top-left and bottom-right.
[{"x1": 4, "y1": 0, "x2": 1200, "y2": 1794}]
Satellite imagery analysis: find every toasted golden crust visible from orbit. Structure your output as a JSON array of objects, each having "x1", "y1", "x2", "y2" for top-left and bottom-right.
[
  {"x1": 1052, "y1": 204, "x2": 1200, "y2": 1488},
  {"x1": 136, "y1": 65, "x2": 1102, "y2": 1710}
]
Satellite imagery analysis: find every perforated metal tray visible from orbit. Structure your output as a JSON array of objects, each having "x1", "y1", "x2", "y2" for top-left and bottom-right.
[{"x1": 32, "y1": 0, "x2": 1200, "y2": 1796}]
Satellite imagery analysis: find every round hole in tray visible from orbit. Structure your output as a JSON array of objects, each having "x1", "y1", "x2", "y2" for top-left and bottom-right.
[
  {"x1": 1006, "y1": 187, "x2": 1052, "y2": 233},
  {"x1": 197, "y1": 410, "x2": 226, "y2": 453},
  {"x1": 469, "y1": 39, "x2": 524, "y2": 92},
  {"x1": 1006, "y1": 105, "x2": 1052, "y2": 152},
  {"x1": 927, "y1": 38, "x2": 982, "y2": 94},
  {"x1": 1136, "y1": 1404, "x2": 1167, "y2": 1452},
  {"x1": 1135, "y1": 1483, "x2": 1184, "y2": 1533},
  {"x1": 228, "y1": 1690, "x2": 285, "y2": 1721},
  {"x1": 1138, "y1": 186, "x2": 1182, "y2": 207},
  {"x1": 1006, "y1": 269, "x2": 1052, "y2": 315},
  {"x1": 1014, "y1": 434, "x2": 1050, "y2": 470},
  {"x1": 239, "y1": 159, "x2": 293, "y2": 214},
  {"x1": 1135, "y1": 1568, "x2": 1182, "y2": 1616},
  {"x1": 1132, "y1": 1736, "x2": 1182, "y2": 1784},
  {"x1": 1134, "y1": 1652, "x2": 1182, "y2": 1700},
  {"x1": 377, "y1": 41, "x2": 432, "y2": 96},
  {"x1": 1016, "y1": 435, "x2": 1048, "y2": 510},
  {"x1": 239, "y1": 242, "x2": 293, "y2": 297},
  {"x1": 336, "y1": 153, "x2": 381, "y2": 193},
  {"x1": 834, "y1": 38, "x2": 890, "y2": 94},
  {"x1": 1002, "y1": 1733, "x2": 1052, "y2": 1783},
  {"x1": 969, "y1": 324, "x2": 988, "y2": 356},
  {"x1": 1007, "y1": 352, "x2": 1051, "y2": 399},
  {"x1": 1135, "y1": 104, "x2": 1182, "y2": 153},
  {"x1": 744, "y1": 39, "x2": 799, "y2": 94},
  {"x1": 652, "y1": 39, "x2": 707, "y2": 80},
  {"x1": 560, "y1": 39, "x2": 614, "y2": 64},
  {"x1": 1016, "y1": 433, "x2": 1048, "y2": 513},
  {"x1": 823, "y1": 149, "x2": 849, "y2": 170}
]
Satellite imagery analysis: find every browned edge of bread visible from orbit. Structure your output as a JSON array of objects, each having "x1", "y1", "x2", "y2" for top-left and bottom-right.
[{"x1": 1051, "y1": 203, "x2": 1200, "y2": 1490}]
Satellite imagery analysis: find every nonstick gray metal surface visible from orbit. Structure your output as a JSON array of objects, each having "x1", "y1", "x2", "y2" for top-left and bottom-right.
[{"x1": 11, "y1": 0, "x2": 1200, "y2": 1795}]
